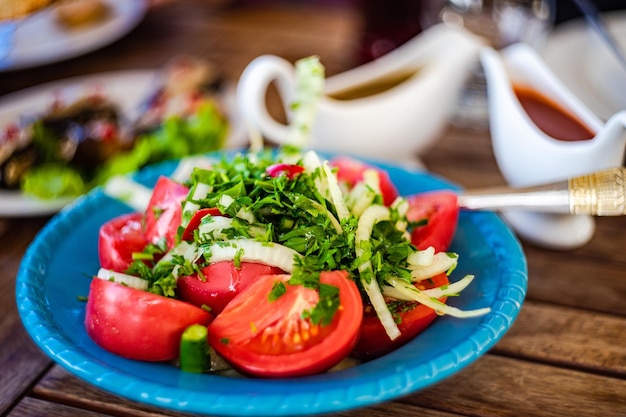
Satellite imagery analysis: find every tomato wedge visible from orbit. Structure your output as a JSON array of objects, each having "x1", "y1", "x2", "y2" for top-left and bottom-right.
[
  {"x1": 177, "y1": 261, "x2": 284, "y2": 314},
  {"x1": 98, "y1": 212, "x2": 147, "y2": 273},
  {"x1": 266, "y1": 163, "x2": 305, "y2": 179},
  {"x1": 180, "y1": 207, "x2": 223, "y2": 241},
  {"x1": 144, "y1": 176, "x2": 189, "y2": 250},
  {"x1": 207, "y1": 271, "x2": 362, "y2": 378},
  {"x1": 85, "y1": 278, "x2": 212, "y2": 361},
  {"x1": 330, "y1": 156, "x2": 398, "y2": 206},
  {"x1": 352, "y1": 272, "x2": 449, "y2": 360},
  {"x1": 407, "y1": 190, "x2": 459, "y2": 252}
]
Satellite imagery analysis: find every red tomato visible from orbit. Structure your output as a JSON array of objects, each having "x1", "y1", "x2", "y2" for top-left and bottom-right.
[
  {"x1": 352, "y1": 272, "x2": 449, "y2": 360},
  {"x1": 180, "y1": 207, "x2": 223, "y2": 241},
  {"x1": 98, "y1": 212, "x2": 147, "y2": 273},
  {"x1": 84, "y1": 278, "x2": 212, "y2": 361},
  {"x1": 144, "y1": 176, "x2": 189, "y2": 249},
  {"x1": 407, "y1": 190, "x2": 459, "y2": 252},
  {"x1": 266, "y1": 163, "x2": 305, "y2": 179},
  {"x1": 207, "y1": 271, "x2": 363, "y2": 378},
  {"x1": 330, "y1": 156, "x2": 399, "y2": 206},
  {"x1": 177, "y1": 261, "x2": 284, "y2": 314}
]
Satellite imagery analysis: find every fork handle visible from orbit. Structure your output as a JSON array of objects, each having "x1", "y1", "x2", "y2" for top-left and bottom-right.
[{"x1": 458, "y1": 168, "x2": 626, "y2": 216}]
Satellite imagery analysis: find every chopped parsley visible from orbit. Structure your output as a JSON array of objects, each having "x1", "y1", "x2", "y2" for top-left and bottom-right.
[{"x1": 121, "y1": 149, "x2": 451, "y2": 327}]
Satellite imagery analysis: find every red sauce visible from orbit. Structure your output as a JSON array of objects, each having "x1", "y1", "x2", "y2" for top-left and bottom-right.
[{"x1": 513, "y1": 84, "x2": 595, "y2": 141}]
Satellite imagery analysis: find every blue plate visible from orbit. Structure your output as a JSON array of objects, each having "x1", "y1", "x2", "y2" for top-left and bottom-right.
[{"x1": 16, "y1": 154, "x2": 527, "y2": 416}]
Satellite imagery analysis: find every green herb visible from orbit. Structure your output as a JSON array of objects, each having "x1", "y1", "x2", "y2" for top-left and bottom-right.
[
  {"x1": 268, "y1": 281, "x2": 287, "y2": 301},
  {"x1": 302, "y1": 282, "x2": 340, "y2": 326},
  {"x1": 22, "y1": 163, "x2": 85, "y2": 199}
]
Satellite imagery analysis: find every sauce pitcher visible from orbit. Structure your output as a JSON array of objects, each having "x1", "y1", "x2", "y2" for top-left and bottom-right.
[
  {"x1": 236, "y1": 24, "x2": 484, "y2": 163},
  {"x1": 481, "y1": 42, "x2": 626, "y2": 249}
]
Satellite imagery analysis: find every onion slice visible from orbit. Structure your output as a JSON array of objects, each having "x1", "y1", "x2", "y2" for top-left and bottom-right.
[
  {"x1": 95, "y1": 268, "x2": 149, "y2": 291},
  {"x1": 408, "y1": 252, "x2": 459, "y2": 282},
  {"x1": 322, "y1": 160, "x2": 350, "y2": 221},
  {"x1": 202, "y1": 239, "x2": 302, "y2": 273},
  {"x1": 386, "y1": 277, "x2": 491, "y2": 318},
  {"x1": 355, "y1": 204, "x2": 400, "y2": 340},
  {"x1": 103, "y1": 176, "x2": 153, "y2": 212}
]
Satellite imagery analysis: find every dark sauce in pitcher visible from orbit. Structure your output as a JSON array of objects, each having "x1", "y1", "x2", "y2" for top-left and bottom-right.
[
  {"x1": 328, "y1": 68, "x2": 420, "y2": 100},
  {"x1": 513, "y1": 84, "x2": 595, "y2": 141}
]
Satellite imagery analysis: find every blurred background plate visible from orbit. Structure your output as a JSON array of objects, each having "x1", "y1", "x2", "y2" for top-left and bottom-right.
[
  {"x1": 0, "y1": 70, "x2": 246, "y2": 217},
  {"x1": 0, "y1": 0, "x2": 148, "y2": 72}
]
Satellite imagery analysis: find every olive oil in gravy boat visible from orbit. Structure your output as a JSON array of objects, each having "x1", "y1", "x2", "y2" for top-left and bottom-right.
[
  {"x1": 480, "y1": 43, "x2": 626, "y2": 250},
  {"x1": 236, "y1": 24, "x2": 484, "y2": 164}
]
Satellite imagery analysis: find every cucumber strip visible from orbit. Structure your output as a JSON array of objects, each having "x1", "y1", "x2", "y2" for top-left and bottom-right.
[{"x1": 179, "y1": 324, "x2": 212, "y2": 373}]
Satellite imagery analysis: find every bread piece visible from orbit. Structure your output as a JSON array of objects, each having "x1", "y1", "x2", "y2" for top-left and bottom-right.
[
  {"x1": 54, "y1": 0, "x2": 111, "y2": 28},
  {"x1": 0, "y1": 0, "x2": 52, "y2": 21}
]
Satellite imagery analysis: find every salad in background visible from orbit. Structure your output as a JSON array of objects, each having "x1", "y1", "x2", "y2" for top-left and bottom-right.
[{"x1": 0, "y1": 55, "x2": 230, "y2": 200}]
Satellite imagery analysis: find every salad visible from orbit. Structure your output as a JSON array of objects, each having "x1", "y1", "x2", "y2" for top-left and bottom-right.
[
  {"x1": 85, "y1": 148, "x2": 491, "y2": 378},
  {"x1": 0, "y1": 56, "x2": 229, "y2": 200}
]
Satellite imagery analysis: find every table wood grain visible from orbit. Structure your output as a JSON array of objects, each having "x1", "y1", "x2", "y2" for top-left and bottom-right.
[{"x1": 1, "y1": 1, "x2": 625, "y2": 416}]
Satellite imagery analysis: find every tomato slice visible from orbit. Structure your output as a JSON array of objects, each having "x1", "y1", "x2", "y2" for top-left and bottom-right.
[
  {"x1": 207, "y1": 271, "x2": 363, "y2": 378},
  {"x1": 144, "y1": 176, "x2": 189, "y2": 250},
  {"x1": 330, "y1": 156, "x2": 399, "y2": 206},
  {"x1": 180, "y1": 207, "x2": 223, "y2": 241},
  {"x1": 407, "y1": 190, "x2": 459, "y2": 252},
  {"x1": 84, "y1": 278, "x2": 212, "y2": 361},
  {"x1": 98, "y1": 212, "x2": 147, "y2": 273},
  {"x1": 352, "y1": 272, "x2": 449, "y2": 360},
  {"x1": 177, "y1": 261, "x2": 284, "y2": 314}
]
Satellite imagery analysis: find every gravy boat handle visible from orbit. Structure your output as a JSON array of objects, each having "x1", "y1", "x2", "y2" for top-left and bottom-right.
[{"x1": 458, "y1": 167, "x2": 625, "y2": 216}]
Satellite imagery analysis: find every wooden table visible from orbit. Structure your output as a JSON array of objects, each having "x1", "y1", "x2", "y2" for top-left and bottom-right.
[{"x1": 1, "y1": 1, "x2": 625, "y2": 416}]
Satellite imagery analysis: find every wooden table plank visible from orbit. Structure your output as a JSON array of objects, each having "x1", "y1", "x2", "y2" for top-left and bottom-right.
[
  {"x1": 33, "y1": 365, "x2": 464, "y2": 417},
  {"x1": 492, "y1": 300, "x2": 626, "y2": 377},
  {"x1": 0, "y1": 218, "x2": 54, "y2": 415},
  {"x1": 407, "y1": 355, "x2": 626, "y2": 417},
  {"x1": 524, "y1": 237, "x2": 626, "y2": 316},
  {"x1": 32, "y1": 351, "x2": 626, "y2": 417},
  {"x1": 8, "y1": 397, "x2": 110, "y2": 417}
]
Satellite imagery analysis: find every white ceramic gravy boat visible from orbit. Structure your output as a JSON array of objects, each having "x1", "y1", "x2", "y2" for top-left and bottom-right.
[
  {"x1": 480, "y1": 43, "x2": 626, "y2": 250},
  {"x1": 236, "y1": 24, "x2": 484, "y2": 163}
]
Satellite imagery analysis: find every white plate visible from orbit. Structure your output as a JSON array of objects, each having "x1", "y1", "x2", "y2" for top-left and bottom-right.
[
  {"x1": 0, "y1": 0, "x2": 148, "y2": 71},
  {"x1": 0, "y1": 70, "x2": 247, "y2": 218},
  {"x1": 541, "y1": 10, "x2": 626, "y2": 121}
]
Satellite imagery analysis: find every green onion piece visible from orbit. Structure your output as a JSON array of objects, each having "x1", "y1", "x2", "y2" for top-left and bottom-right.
[{"x1": 179, "y1": 324, "x2": 212, "y2": 373}]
